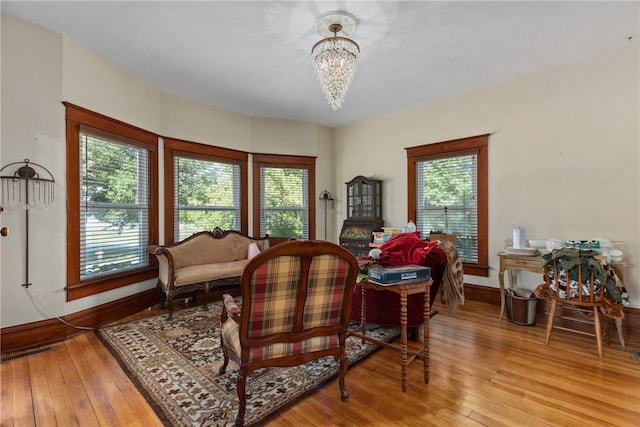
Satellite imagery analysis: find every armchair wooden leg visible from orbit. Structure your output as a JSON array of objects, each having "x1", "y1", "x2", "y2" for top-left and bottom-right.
[
  {"x1": 219, "y1": 307, "x2": 229, "y2": 375},
  {"x1": 545, "y1": 299, "x2": 557, "y2": 345},
  {"x1": 218, "y1": 322, "x2": 230, "y2": 374},
  {"x1": 593, "y1": 308, "x2": 603, "y2": 358},
  {"x1": 235, "y1": 371, "x2": 247, "y2": 427},
  {"x1": 339, "y1": 352, "x2": 349, "y2": 401},
  {"x1": 219, "y1": 348, "x2": 229, "y2": 375}
]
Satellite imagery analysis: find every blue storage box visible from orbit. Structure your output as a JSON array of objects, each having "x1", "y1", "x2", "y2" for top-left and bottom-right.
[{"x1": 367, "y1": 264, "x2": 431, "y2": 285}]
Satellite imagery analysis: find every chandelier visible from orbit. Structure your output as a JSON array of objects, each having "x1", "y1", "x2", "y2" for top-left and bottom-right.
[{"x1": 311, "y1": 12, "x2": 360, "y2": 110}]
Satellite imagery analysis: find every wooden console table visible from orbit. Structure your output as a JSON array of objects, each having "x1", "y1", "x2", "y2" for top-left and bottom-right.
[
  {"x1": 350, "y1": 277, "x2": 432, "y2": 392},
  {"x1": 497, "y1": 251, "x2": 625, "y2": 346},
  {"x1": 497, "y1": 252, "x2": 545, "y2": 320}
]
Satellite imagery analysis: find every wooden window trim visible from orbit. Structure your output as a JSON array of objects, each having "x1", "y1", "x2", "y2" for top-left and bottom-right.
[
  {"x1": 64, "y1": 102, "x2": 159, "y2": 301},
  {"x1": 406, "y1": 134, "x2": 489, "y2": 277},
  {"x1": 252, "y1": 153, "x2": 316, "y2": 240},
  {"x1": 163, "y1": 138, "x2": 249, "y2": 243}
]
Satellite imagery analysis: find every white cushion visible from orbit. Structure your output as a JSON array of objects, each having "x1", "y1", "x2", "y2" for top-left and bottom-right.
[{"x1": 247, "y1": 242, "x2": 261, "y2": 259}]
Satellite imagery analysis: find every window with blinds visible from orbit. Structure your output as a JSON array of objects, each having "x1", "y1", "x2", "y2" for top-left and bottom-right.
[
  {"x1": 415, "y1": 153, "x2": 478, "y2": 263},
  {"x1": 406, "y1": 134, "x2": 488, "y2": 277},
  {"x1": 173, "y1": 156, "x2": 241, "y2": 241},
  {"x1": 79, "y1": 130, "x2": 151, "y2": 280},
  {"x1": 259, "y1": 166, "x2": 310, "y2": 239}
]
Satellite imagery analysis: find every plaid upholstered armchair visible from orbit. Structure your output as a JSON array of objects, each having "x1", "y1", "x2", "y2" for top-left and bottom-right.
[{"x1": 219, "y1": 240, "x2": 359, "y2": 427}]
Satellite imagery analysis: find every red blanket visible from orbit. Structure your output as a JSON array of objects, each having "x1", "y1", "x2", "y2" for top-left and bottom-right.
[{"x1": 378, "y1": 232, "x2": 438, "y2": 267}]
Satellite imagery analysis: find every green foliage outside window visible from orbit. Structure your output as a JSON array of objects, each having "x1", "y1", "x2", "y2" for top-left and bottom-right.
[
  {"x1": 261, "y1": 167, "x2": 307, "y2": 239},
  {"x1": 82, "y1": 138, "x2": 144, "y2": 232},
  {"x1": 423, "y1": 156, "x2": 474, "y2": 207},
  {"x1": 418, "y1": 154, "x2": 477, "y2": 263},
  {"x1": 80, "y1": 135, "x2": 150, "y2": 278},
  {"x1": 175, "y1": 157, "x2": 239, "y2": 240}
]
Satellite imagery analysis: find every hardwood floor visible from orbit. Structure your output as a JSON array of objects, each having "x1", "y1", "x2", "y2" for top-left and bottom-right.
[{"x1": 2, "y1": 298, "x2": 639, "y2": 426}]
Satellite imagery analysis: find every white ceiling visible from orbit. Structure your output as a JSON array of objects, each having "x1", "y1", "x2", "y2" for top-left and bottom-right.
[{"x1": 2, "y1": 1, "x2": 638, "y2": 128}]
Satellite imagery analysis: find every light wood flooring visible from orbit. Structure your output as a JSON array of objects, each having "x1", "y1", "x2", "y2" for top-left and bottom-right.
[{"x1": 2, "y1": 298, "x2": 639, "y2": 426}]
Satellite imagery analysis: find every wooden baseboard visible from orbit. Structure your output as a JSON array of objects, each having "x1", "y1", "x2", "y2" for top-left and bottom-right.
[
  {"x1": 464, "y1": 283, "x2": 640, "y2": 336},
  {"x1": 463, "y1": 283, "x2": 502, "y2": 305},
  {"x1": 2, "y1": 283, "x2": 636, "y2": 355},
  {"x1": 1, "y1": 288, "x2": 161, "y2": 354}
]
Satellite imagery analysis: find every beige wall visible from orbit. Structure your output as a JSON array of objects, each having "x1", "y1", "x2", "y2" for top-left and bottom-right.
[
  {"x1": 0, "y1": 15, "x2": 334, "y2": 327},
  {"x1": 334, "y1": 44, "x2": 639, "y2": 305},
  {"x1": 2, "y1": 13, "x2": 638, "y2": 330}
]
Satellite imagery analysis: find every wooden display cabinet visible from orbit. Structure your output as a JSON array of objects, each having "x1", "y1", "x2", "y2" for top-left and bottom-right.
[{"x1": 340, "y1": 176, "x2": 383, "y2": 256}]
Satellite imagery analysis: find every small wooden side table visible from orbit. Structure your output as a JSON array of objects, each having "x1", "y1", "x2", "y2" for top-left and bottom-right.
[{"x1": 350, "y1": 277, "x2": 433, "y2": 392}]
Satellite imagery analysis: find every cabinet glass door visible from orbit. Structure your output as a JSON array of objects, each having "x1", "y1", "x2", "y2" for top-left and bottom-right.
[
  {"x1": 361, "y1": 181, "x2": 372, "y2": 218},
  {"x1": 374, "y1": 180, "x2": 382, "y2": 218},
  {"x1": 348, "y1": 182, "x2": 361, "y2": 217}
]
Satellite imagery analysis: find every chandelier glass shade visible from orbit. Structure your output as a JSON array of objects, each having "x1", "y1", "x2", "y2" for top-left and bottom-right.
[{"x1": 311, "y1": 22, "x2": 360, "y2": 110}]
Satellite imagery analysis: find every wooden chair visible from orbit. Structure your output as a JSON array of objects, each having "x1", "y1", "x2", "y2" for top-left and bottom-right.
[
  {"x1": 543, "y1": 255, "x2": 608, "y2": 358},
  {"x1": 218, "y1": 240, "x2": 359, "y2": 426}
]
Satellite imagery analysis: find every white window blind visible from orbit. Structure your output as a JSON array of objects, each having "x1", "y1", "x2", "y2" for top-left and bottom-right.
[
  {"x1": 79, "y1": 130, "x2": 151, "y2": 280},
  {"x1": 415, "y1": 153, "x2": 478, "y2": 263},
  {"x1": 259, "y1": 166, "x2": 309, "y2": 239},
  {"x1": 173, "y1": 156, "x2": 241, "y2": 241}
]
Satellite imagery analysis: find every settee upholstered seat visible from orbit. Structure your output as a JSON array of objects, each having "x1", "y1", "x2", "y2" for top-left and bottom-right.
[
  {"x1": 148, "y1": 227, "x2": 269, "y2": 319},
  {"x1": 172, "y1": 260, "x2": 249, "y2": 286}
]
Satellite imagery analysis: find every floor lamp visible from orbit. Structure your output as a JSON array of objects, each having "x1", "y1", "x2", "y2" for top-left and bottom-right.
[
  {"x1": 0, "y1": 159, "x2": 55, "y2": 288},
  {"x1": 319, "y1": 190, "x2": 334, "y2": 240}
]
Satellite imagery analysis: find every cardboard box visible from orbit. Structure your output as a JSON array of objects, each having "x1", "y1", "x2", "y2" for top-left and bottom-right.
[
  {"x1": 429, "y1": 233, "x2": 457, "y2": 243},
  {"x1": 367, "y1": 264, "x2": 431, "y2": 285},
  {"x1": 382, "y1": 227, "x2": 403, "y2": 236}
]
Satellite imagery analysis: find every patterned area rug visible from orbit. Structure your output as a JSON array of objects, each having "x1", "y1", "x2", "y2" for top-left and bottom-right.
[{"x1": 97, "y1": 300, "x2": 399, "y2": 426}]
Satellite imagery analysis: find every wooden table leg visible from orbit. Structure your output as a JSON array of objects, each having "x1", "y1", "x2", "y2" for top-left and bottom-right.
[
  {"x1": 355, "y1": 279, "x2": 431, "y2": 392},
  {"x1": 615, "y1": 317, "x2": 625, "y2": 347},
  {"x1": 423, "y1": 288, "x2": 430, "y2": 384},
  {"x1": 360, "y1": 287, "x2": 367, "y2": 344},
  {"x1": 400, "y1": 289, "x2": 408, "y2": 393},
  {"x1": 498, "y1": 267, "x2": 506, "y2": 320}
]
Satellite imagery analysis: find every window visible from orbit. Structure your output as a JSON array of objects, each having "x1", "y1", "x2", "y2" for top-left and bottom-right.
[
  {"x1": 252, "y1": 154, "x2": 316, "y2": 240},
  {"x1": 407, "y1": 134, "x2": 488, "y2": 277},
  {"x1": 65, "y1": 103, "x2": 158, "y2": 300},
  {"x1": 163, "y1": 138, "x2": 248, "y2": 243}
]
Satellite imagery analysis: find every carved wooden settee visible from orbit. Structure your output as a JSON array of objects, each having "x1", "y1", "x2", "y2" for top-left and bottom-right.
[{"x1": 148, "y1": 227, "x2": 269, "y2": 319}]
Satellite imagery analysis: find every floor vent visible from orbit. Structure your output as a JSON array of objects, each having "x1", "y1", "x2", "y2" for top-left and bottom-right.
[
  {"x1": 634, "y1": 351, "x2": 640, "y2": 365},
  {"x1": 1, "y1": 346, "x2": 55, "y2": 363}
]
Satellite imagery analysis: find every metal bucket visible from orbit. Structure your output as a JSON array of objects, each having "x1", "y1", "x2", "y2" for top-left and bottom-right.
[{"x1": 505, "y1": 288, "x2": 538, "y2": 326}]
